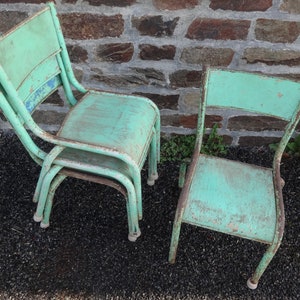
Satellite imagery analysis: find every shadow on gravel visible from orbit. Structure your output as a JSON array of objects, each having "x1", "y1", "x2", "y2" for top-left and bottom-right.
[{"x1": 1, "y1": 132, "x2": 300, "y2": 299}]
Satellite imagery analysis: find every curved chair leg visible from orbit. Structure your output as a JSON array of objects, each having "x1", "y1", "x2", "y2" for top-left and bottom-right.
[
  {"x1": 32, "y1": 146, "x2": 65, "y2": 203},
  {"x1": 125, "y1": 180, "x2": 141, "y2": 242},
  {"x1": 147, "y1": 128, "x2": 158, "y2": 186},
  {"x1": 168, "y1": 211, "x2": 183, "y2": 264},
  {"x1": 33, "y1": 165, "x2": 63, "y2": 223},
  {"x1": 155, "y1": 117, "x2": 161, "y2": 163},
  {"x1": 38, "y1": 162, "x2": 141, "y2": 242},
  {"x1": 178, "y1": 162, "x2": 187, "y2": 188},
  {"x1": 247, "y1": 241, "x2": 282, "y2": 289},
  {"x1": 40, "y1": 173, "x2": 67, "y2": 228}
]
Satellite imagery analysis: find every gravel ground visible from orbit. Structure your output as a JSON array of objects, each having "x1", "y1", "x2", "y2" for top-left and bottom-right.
[{"x1": 1, "y1": 132, "x2": 300, "y2": 299}]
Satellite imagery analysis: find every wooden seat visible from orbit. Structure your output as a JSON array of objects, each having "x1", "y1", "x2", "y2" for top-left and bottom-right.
[{"x1": 169, "y1": 68, "x2": 300, "y2": 288}]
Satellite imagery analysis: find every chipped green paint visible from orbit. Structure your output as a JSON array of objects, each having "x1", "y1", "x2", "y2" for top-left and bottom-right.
[
  {"x1": 0, "y1": 3, "x2": 160, "y2": 242},
  {"x1": 169, "y1": 68, "x2": 300, "y2": 289}
]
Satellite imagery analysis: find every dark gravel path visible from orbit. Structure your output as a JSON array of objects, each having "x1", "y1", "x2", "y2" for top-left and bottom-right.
[{"x1": 1, "y1": 132, "x2": 300, "y2": 299}]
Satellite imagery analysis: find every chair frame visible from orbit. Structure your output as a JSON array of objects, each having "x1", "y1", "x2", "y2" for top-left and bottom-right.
[
  {"x1": 0, "y1": 2, "x2": 160, "y2": 241},
  {"x1": 169, "y1": 67, "x2": 300, "y2": 288}
]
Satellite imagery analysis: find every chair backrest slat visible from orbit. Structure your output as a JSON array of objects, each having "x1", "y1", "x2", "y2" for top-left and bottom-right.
[
  {"x1": 0, "y1": 8, "x2": 60, "y2": 88},
  {"x1": 0, "y1": 7, "x2": 63, "y2": 114},
  {"x1": 204, "y1": 69, "x2": 300, "y2": 121},
  {"x1": 19, "y1": 55, "x2": 62, "y2": 112}
]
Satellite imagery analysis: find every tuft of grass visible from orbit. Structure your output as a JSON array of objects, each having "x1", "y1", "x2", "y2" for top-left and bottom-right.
[
  {"x1": 160, "y1": 134, "x2": 196, "y2": 163},
  {"x1": 201, "y1": 124, "x2": 228, "y2": 156},
  {"x1": 269, "y1": 134, "x2": 300, "y2": 157},
  {"x1": 160, "y1": 124, "x2": 227, "y2": 163}
]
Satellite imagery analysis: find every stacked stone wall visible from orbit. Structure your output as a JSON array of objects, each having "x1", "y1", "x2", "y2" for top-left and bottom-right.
[{"x1": 0, "y1": 0, "x2": 300, "y2": 145}]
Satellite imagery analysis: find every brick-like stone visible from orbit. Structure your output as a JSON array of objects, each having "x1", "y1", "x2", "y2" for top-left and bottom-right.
[
  {"x1": 275, "y1": 73, "x2": 300, "y2": 82},
  {"x1": 228, "y1": 116, "x2": 287, "y2": 131},
  {"x1": 153, "y1": 0, "x2": 198, "y2": 10},
  {"x1": 181, "y1": 92, "x2": 200, "y2": 113},
  {"x1": 221, "y1": 135, "x2": 233, "y2": 146},
  {"x1": 96, "y1": 43, "x2": 134, "y2": 63},
  {"x1": 91, "y1": 68, "x2": 165, "y2": 88},
  {"x1": 132, "y1": 16, "x2": 179, "y2": 37},
  {"x1": 204, "y1": 115, "x2": 223, "y2": 129},
  {"x1": 92, "y1": 73, "x2": 147, "y2": 87},
  {"x1": 32, "y1": 110, "x2": 66, "y2": 126},
  {"x1": 181, "y1": 47, "x2": 234, "y2": 66},
  {"x1": 43, "y1": 91, "x2": 64, "y2": 106},
  {"x1": 169, "y1": 70, "x2": 202, "y2": 88},
  {"x1": 243, "y1": 48, "x2": 300, "y2": 66},
  {"x1": 3, "y1": 0, "x2": 47, "y2": 2},
  {"x1": 210, "y1": 0, "x2": 272, "y2": 11},
  {"x1": 179, "y1": 114, "x2": 198, "y2": 128},
  {"x1": 60, "y1": 14, "x2": 124, "y2": 39},
  {"x1": 186, "y1": 19, "x2": 250, "y2": 40},
  {"x1": 62, "y1": 0, "x2": 77, "y2": 3},
  {"x1": 132, "y1": 68, "x2": 165, "y2": 83},
  {"x1": 238, "y1": 136, "x2": 281, "y2": 147},
  {"x1": 73, "y1": 68, "x2": 84, "y2": 83},
  {"x1": 255, "y1": 19, "x2": 300, "y2": 43},
  {"x1": 67, "y1": 45, "x2": 88, "y2": 63},
  {"x1": 86, "y1": 0, "x2": 135, "y2": 6},
  {"x1": 162, "y1": 114, "x2": 222, "y2": 128},
  {"x1": 135, "y1": 93, "x2": 179, "y2": 110},
  {"x1": 280, "y1": 0, "x2": 300, "y2": 14},
  {"x1": 139, "y1": 44, "x2": 176, "y2": 60},
  {"x1": 0, "y1": 11, "x2": 28, "y2": 34}
]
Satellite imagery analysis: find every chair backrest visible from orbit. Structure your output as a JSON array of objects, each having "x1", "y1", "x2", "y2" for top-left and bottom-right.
[
  {"x1": 197, "y1": 68, "x2": 300, "y2": 162},
  {"x1": 0, "y1": 3, "x2": 81, "y2": 123},
  {"x1": 0, "y1": 3, "x2": 84, "y2": 162},
  {"x1": 0, "y1": 7, "x2": 61, "y2": 113},
  {"x1": 203, "y1": 69, "x2": 300, "y2": 120}
]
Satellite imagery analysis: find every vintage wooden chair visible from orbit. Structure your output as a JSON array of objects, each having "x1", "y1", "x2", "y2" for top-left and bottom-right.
[
  {"x1": 168, "y1": 68, "x2": 300, "y2": 288},
  {"x1": 0, "y1": 2, "x2": 160, "y2": 241}
]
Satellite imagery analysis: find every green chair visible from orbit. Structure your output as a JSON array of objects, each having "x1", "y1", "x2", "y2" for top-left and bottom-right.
[
  {"x1": 169, "y1": 68, "x2": 300, "y2": 288},
  {"x1": 0, "y1": 2, "x2": 160, "y2": 241}
]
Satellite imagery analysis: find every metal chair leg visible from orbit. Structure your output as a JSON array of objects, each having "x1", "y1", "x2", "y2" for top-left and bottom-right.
[
  {"x1": 33, "y1": 165, "x2": 63, "y2": 223},
  {"x1": 247, "y1": 242, "x2": 282, "y2": 289},
  {"x1": 41, "y1": 173, "x2": 67, "y2": 228}
]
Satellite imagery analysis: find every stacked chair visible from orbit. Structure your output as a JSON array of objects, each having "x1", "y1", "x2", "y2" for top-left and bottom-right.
[{"x1": 0, "y1": 2, "x2": 160, "y2": 242}]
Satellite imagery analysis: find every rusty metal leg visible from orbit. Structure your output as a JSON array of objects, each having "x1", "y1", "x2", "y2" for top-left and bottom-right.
[
  {"x1": 147, "y1": 129, "x2": 158, "y2": 186},
  {"x1": 168, "y1": 212, "x2": 183, "y2": 264},
  {"x1": 32, "y1": 145, "x2": 65, "y2": 203},
  {"x1": 41, "y1": 173, "x2": 67, "y2": 228},
  {"x1": 39, "y1": 162, "x2": 141, "y2": 241},
  {"x1": 135, "y1": 174, "x2": 143, "y2": 221},
  {"x1": 119, "y1": 175, "x2": 141, "y2": 241},
  {"x1": 34, "y1": 165, "x2": 63, "y2": 223},
  {"x1": 247, "y1": 242, "x2": 282, "y2": 289},
  {"x1": 155, "y1": 118, "x2": 161, "y2": 163},
  {"x1": 178, "y1": 162, "x2": 187, "y2": 188}
]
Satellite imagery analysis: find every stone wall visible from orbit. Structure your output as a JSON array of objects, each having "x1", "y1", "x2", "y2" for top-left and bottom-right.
[{"x1": 0, "y1": 0, "x2": 300, "y2": 145}]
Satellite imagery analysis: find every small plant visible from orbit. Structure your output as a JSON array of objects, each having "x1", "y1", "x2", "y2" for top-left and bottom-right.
[
  {"x1": 201, "y1": 124, "x2": 228, "y2": 156},
  {"x1": 160, "y1": 124, "x2": 227, "y2": 163},
  {"x1": 160, "y1": 134, "x2": 196, "y2": 163},
  {"x1": 269, "y1": 134, "x2": 300, "y2": 157}
]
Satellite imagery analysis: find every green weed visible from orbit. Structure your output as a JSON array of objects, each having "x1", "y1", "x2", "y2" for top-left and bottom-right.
[
  {"x1": 160, "y1": 124, "x2": 227, "y2": 163},
  {"x1": 269, "y1": 134, "x2": 300, "y2": 157}
]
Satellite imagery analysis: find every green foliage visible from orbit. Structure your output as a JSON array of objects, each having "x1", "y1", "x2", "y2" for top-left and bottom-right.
[
  {"x1": 270, "y1": 134, "x2": 300, "y2": 157},
  {"x1": 201, "y1": 124, "x2": 228, "y2": 156},
  {"x1": 160, "y1": 134, "x2": 196, "y2": 163},
  {"x1": 160, "y1": 124, "x2": 228, "y2": 163}
]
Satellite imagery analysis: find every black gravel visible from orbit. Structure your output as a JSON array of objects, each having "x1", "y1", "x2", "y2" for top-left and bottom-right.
[{"x1": 1, "y1": 132, "x2": 300, "y2": 299}]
